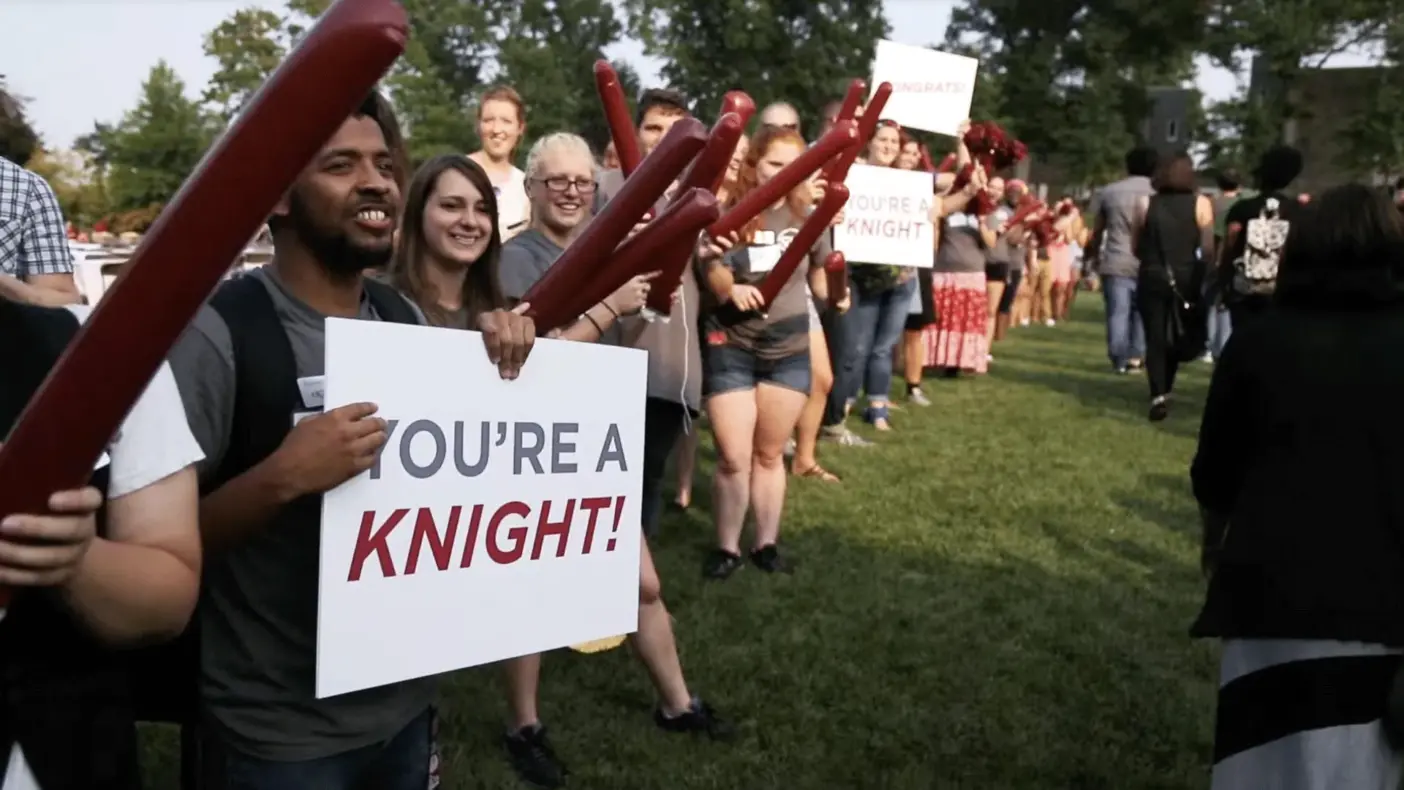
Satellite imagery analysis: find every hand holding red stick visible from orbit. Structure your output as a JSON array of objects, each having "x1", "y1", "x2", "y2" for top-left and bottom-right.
[
  {"x1": 827, "y1": 82, "x2": 892, "y2": 183},
  {"x1": 594, "y1": 60, "x2": 641, "y2": 177},
  {"x1": 755, "y1": 183, "x2": 850, "y2": 307},
  {"x1": 720, "y1": 91, "x2": 756, "y2": 129},
  {"x1": 824, "y1": 251, "x2": 849, "y2": 309},
  {"x1": 0, "y1": 0, "x2": 408, "y2": 606},
  {"x1": 646, "y1": 113, "x2": 745, "y2": 317},
  {"x1": 708, "y1": 120, "x2": 859, "y2": 238},
  {"x1": 521, "y1": 117, "x2": 707, "y2": 332},
  {"x1": 816, "y1": 77, "x2": 865, "y2": 188},
  {"x1": 569, "y1": 188, "x2": 720, "y2": 325}
]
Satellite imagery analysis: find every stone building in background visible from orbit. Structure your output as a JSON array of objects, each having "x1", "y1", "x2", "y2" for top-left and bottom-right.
[{"x1": 1249, "y1": 57, "x2": 1385, "y2": 193}]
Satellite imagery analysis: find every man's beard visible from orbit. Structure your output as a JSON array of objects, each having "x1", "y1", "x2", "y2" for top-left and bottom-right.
[{"x1": 287, "y1": 192, "x2": 392, "y2": 276}]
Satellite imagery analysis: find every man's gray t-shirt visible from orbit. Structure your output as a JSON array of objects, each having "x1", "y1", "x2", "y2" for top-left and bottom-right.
[
  {"x1": 1089, "y1": 175, "x2": 1154, "y2": 279},
  {"x1": 167, "y1": 265, "x2": 435, "y2": 761},
  {"x1": 499, "y1": 228, "x2": 624, "y2": 346}
]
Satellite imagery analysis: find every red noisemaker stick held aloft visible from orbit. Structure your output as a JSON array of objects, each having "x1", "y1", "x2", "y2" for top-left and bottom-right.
[
  {"x1": 645, "y1": 113, "x2": 746, "y2": 318},
  {"x1": 0, "y1": 0, "x2": 409, "y2": 609},
  {"x1": 756, "y1": 184, "x2": 850, "y2": 307},
  {"x1": 834, "y1": 79, "x2": 867, "y2": 124},
  {"x1": 819, "y1": 79, "x2": 867, "y2": 181},
  {"x1": 824, "y1": 251, "x2": 849, "y2": 308},
  {"x1": 936, "y1": 152, "x2": 957, "y2": 173},
  {"x1": 708, "y1": 120, "x2": 860, "y2": 239},
  {"x1": 521, "y1": 117, "x2": 708, "y2": 333},
  {"x1": 828, "y1": 81, "x2": 892, "y2": 183},
  {"x1": 594, "y1": 60, "x2": 641, "y2": 177},
  {"x1": 569, "y1": 188, "x2": 720, "y2": 322},
  {"x1": 1006, "y1": 199, "x2": 1047, "y2": 228},
  {"x1": 720, "y1": 91, "x2": 756, "y2": 129}
]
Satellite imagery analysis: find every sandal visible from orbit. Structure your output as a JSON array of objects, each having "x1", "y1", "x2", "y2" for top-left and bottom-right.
[{"x1": 795, "y1": 463, "x2": 841, "y2": 482}]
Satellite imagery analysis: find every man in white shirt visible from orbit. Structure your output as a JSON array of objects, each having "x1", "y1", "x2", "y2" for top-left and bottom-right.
[{"x1": 0, "y1": 299, "x2": 202, "y2": 790}]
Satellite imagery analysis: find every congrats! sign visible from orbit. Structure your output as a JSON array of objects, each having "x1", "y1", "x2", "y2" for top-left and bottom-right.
[{"x1": 316, "y1": 319, "x2": 646, "y2": 698}]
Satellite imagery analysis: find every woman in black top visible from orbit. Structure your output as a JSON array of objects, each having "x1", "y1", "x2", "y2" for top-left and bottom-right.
[
  {"x1": 1132, "y1": 152, "x2": 1213, "y2": 421},
  {"x1": 1191, "y1": 184, "x2": 1404, "y2": 790}
]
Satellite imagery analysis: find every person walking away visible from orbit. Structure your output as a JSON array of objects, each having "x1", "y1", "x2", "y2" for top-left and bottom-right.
[
  {"x1": 1087, "y1": 147, "x2": 1157, "y2": 374},
  {"x1": 1132, "y1": 151, "x2": 1212, "y2": 421},
  {"x1": 1217, "y1": 146, "x2": 1303, "y2": 337},
  {"x1": 1192, "y1": 185, "x2": 1404, "y2": 790}
]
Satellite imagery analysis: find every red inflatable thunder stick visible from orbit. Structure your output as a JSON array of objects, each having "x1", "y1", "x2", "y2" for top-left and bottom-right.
[
  {"x1": 644, "y1": 112, "x2": 746, "y2": 318},
  {"x1": 574, "y1": 188, "x2": 720, "y2": 319},
  {"x1": 756, "y1": 184, "x2": 850, "y2": 308},
  {"x1": 594, "y1": 60, "x2": 642, "y2": 178},
  {"x1": 827, "y1": 81, "x2": 893, "y2": 184},
  {"x1": 521, "y1": 117, "x2": 708, "y2": 332},
  {"x1": 0, "y1": 0, "x2": 409, "y2": 608},
  {"x1": 824, "y1": 251, "x2": 849, "y2": 308},
  {"x1": 707, "y1": 120, "x2": 860, "y2": 239},
  {"x1": 819, "y1": 79, "x2": 867, "y2": 181},
  {"x1": 720, "y1": 91, "x2": 756, "y2": 129}
]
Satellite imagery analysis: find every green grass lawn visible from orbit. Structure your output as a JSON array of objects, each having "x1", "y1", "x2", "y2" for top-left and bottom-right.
[{"x1": 143, "y1": 297, "x2": 1221, "y2": 789}]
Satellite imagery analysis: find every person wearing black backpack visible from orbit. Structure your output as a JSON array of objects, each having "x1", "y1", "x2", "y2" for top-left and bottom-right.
[
  {"x1": 1216, "y1": 146, "x2": 1304, "y2": 333},
  {"x1": 165, "y1": 92, "x2": 536, "y2": 790}
]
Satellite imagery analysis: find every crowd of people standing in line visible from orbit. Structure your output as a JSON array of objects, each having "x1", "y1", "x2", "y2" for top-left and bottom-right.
[
  {"x1": 10, "y1": 63, "x2": 1388, "y2": 790},
  {"x1": 0, "y1": 75, "x2": 1106, "y2": 790}
]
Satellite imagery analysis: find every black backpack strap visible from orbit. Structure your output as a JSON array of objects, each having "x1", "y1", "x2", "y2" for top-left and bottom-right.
[
  {"x1": 363, "y1": 278, "x2": 422, "y2": 325},
  {"x1": 206, "y1": 275, "x2": 302, "y2": 492}
]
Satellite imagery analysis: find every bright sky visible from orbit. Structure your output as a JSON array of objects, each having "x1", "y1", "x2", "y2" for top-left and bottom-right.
[{"x1": 0, "y1": 0, "x2": 1379, "y2": 148}]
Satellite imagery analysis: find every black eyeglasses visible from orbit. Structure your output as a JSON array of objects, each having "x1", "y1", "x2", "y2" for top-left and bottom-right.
[{"x1": 532, "y1": 176, "x2": 597, "y2": 195}]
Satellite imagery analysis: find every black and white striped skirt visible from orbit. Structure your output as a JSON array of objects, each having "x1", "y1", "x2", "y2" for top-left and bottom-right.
[{"x1": 1212, "y1": 639, "x2": 1404, "y2": 789}]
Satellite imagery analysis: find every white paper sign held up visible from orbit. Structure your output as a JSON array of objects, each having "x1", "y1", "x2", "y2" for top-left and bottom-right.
[
  {"x1": 870, "y1": 40, "x2": 979, "y2": 136},
  {"x1": 834, "y1": 164, "x2": 935, "y2": 267},
  {"x1": 316, "y1": 319, "x2": 647, "y2": 698}
]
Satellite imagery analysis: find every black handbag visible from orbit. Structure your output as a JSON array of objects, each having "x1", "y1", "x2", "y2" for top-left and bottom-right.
[{"x1": 1151, "y1": 196, "x2": 1208, "y2": 363}]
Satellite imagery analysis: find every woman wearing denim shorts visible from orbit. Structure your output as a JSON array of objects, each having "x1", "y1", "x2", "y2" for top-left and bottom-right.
[{"x1": 694, "y1": 125, "x2": 832, "y2": 580}]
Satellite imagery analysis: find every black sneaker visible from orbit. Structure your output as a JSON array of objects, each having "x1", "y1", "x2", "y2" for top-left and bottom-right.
[
  {"x1": 750, "y1": 544, "x2": 794, "y2": 574},
  {"x1": 703, "y1": 549, "x2": 744, "y2": 580},
  {"x1": 503, "y1": 724, "x2": 567, "y2": 788},
  {"x1": 1148, "y1": 396, "x2": 1170, "y2": 422},
  {"x1": 655, "y1": 698, "x2": 736, "y2": 741}
]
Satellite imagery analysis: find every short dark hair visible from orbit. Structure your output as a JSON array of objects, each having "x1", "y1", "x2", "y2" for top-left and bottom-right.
[
  {"x1": 1277, "y1": 183, "x2": 1404, "y2": 307},
  {"x1": 1216, "y1": 169, "x2": 1241, "y2": 192},
  {"x1": 1253, "y1": 145, "x2": 1304, "y2": 193},
  {"x1": 635, "y1": 88, "x2": 688, "y2": 126},
  {"x1": 268, "y1": 90, "x2": 405, "y2": 234},
  {"x1": 1154, "y1": 150, "x2": 1197, "y2": 193},
  {"x1": 1125, "y1": 145, "x2": 1159, "y2": 178}
]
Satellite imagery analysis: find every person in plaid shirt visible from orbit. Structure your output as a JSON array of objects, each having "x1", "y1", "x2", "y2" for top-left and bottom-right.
[{"x1": 0, "y1": 157, "x2": 80, "y2": 305}]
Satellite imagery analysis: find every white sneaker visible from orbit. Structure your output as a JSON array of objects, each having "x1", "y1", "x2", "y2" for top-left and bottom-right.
[
  {"x1": 1045, "y1": 319, "x2": 1056, "y2": 327},
  {"x1": 1020, "y1": 318, "x2": 1031, "y2": 327}
]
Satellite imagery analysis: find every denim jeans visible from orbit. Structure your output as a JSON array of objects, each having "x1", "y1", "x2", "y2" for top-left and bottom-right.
[
  {"x1": 1102, "y1": 274, "x2": 1146, "y2": 369},
  {"x1": 1205, "y1": 306, "x2": 1232, "y2": 360},
  {"x1": 820, "y1": 305, "x2": 854, "y2": 426},
  {"x1": 843, "y1": 276, "x2": 918, "y2": 406},
  {"x1": 203, "y1": 707, "x2": 435, "y2": 790}
]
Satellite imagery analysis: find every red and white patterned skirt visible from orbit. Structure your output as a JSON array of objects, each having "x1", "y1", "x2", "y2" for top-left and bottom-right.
[{"x1": 921, "y1": 271, "x2": 988, "y2": 373}]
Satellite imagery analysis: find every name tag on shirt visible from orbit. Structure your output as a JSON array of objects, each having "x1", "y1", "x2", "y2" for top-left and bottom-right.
[
  {"x1": 947, "y1": 213, "x2": 978, "y2": 229},
  {"x1": 297, "y1": 375, "x2": 325, "y2": 409},
  {"x1": 292, "y1": 410, "x2": 320, "y2": 427},
  {"x1": 748, "y1": 245, "x2": 782, "y2": 274}
]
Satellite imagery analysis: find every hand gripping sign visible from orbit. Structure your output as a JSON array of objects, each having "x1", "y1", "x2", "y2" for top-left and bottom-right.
[{"x1": 0, "y1": 0, "x2": 409, "y2": 608}]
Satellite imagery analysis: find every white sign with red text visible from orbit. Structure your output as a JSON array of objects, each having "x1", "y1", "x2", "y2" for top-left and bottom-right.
[
  {"x1": 870, "y1": 40, "x2": 979, "y2": 136},
  {"x1": 316, "y1": 318, "x2": 646, "y2": 698},
  {"x1": 834, "y1": 164, "x2": 935, "y2": 267}
]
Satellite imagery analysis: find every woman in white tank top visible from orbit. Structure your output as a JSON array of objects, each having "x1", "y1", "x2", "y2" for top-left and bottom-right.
[{"x1": 468, "y1": 86, "x2": 531, "y2": 241}]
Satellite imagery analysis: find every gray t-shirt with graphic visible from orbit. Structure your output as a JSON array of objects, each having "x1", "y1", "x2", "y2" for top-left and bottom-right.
[{"x1": 167, "y1": 265, "x2": 436, "y2": 761}]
